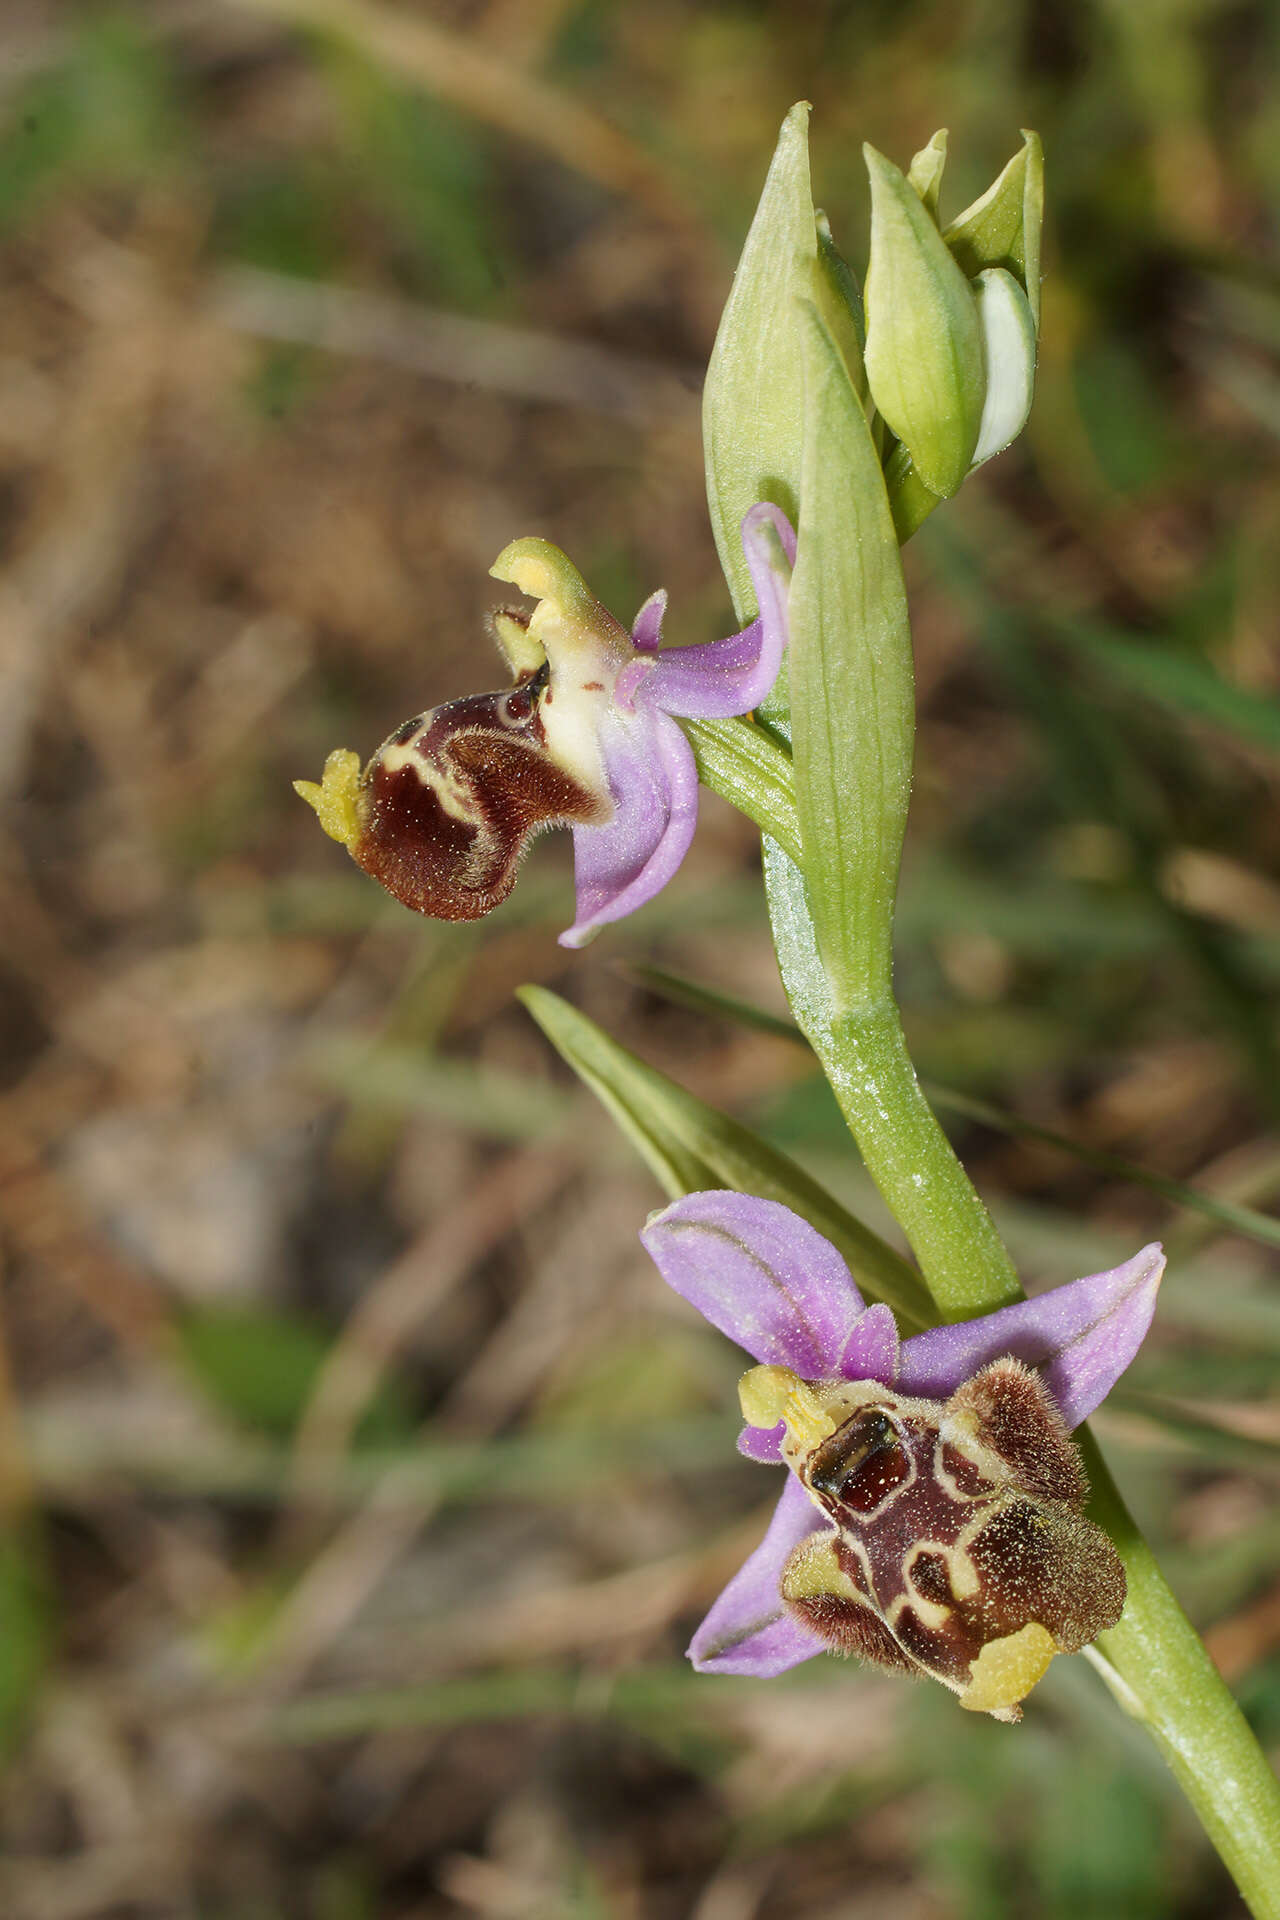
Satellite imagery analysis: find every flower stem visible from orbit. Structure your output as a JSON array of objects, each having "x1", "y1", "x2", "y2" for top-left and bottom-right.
[
  {"x1": 825, "y1": 1001, "x2": 1021, "y2": 1317},
  {"x1": 762, "y1": 839, "x2": 1019, "y2": 1318},
  {"x1": 766, "y1": 840, "x2": 1280, "y2": 1913},
  {"x1": 1082, "y1": 1436, "x2": 1280, "y2": 1918}
]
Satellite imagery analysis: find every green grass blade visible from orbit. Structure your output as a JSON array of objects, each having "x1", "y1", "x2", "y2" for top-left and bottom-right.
[
  {"x1": 1064, "y1": 625, "x2": 1280, "y2": 755},
  {"x1": 518, "y1": 985, "x2": 932, "y2": 1327},
  {"x1": 633, "y1": 962, "x2": 1280, "y2": 1253}
]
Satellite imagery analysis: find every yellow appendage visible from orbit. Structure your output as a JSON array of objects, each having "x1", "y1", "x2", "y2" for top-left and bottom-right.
[
  {"x1": 490, "y1": 609, "x2": 547, "y2": 681},
  {"x1": 958, "y1": 1623, "x2": 1057, "y2": 1714},
  {"x1": 782, "y1": 1533, "x2": 856, "y2": 1604},
  {"x1": 294, "y1": 748, "x2": 363, "y2": 849},
  {"x1": 738, "y1": 1366, "x2": 838, "y2": 1451}
]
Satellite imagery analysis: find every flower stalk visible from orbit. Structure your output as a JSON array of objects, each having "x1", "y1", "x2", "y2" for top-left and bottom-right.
[{"x1": 701, "y1": 105, "x2": 1280, "y2": 1913}]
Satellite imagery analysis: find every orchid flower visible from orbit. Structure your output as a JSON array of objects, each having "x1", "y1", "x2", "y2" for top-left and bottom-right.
[
  {"x1": 641, "y1": 1192, "x2": 1164, "y2": 1721},
  {"x1": 295, "y1": 505, "x2": 794, "y2": 949}
]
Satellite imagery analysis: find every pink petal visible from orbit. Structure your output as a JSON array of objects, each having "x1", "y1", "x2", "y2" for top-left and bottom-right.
[
  {"x1": 641, "y1": 1191, "x2": 866, "y2": 1377},
  {"x1": 641, "y1": 504, "x2": 794, "y2": 719},
  {"x1": 688, "y1": 1475, "x2": 830, "y2": 1676},
  {"x1": 559, "y1": 709, "x2": 698, "y2": 948},
  {"x1": 630, "y1": 589, "x2": 667, "y2": 654},
  {"x1": 896, "y1": 1243, "x2": 1166, "y2": 1429},
  {"x1": 738, "y1": 1421, "x2": 785, "y2": 1462},
  {"x1": 838, "y1": 1302, "x2": 900, "y2": 1383}
]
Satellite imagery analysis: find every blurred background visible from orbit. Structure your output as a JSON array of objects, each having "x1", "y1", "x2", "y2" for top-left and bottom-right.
[{"x1": 1, "y1": 1, "x2": 1279, "y2": 1915}]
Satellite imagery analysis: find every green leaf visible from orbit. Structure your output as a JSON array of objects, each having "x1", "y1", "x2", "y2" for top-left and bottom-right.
[
  {"x1": 703, "y1": 103, "x2": 815, "y2": 627},
  {"x1": 178, "y1": 1304, "x2": 411, "y2": 1443},
  {"x1": 942, "y1": 130, "x2": 1044, "y2": 331},
  {"x1": 682, "y1": 715, "x2": 802, "y2": 866},
  {"x1": 790, "y1": 302, "x2": 913, "y2": 1010},
  {"x1": 1064, "y1": 625, "x2": 1280, "y2": 755},
  {"x1": 0, "y1": 1529, "x2": 50, "y2": 1753},
  {"x1": 863, "y1": 143, "x2": 985, "y2": 499},
  {"x1": 906, "y1": 128, "x2": 948, "y2": 218},
  {"x1": 518, "y1": 985, "x2": 933, "y2": 1327},
  {"x1": 970, "y1": 267, "x2": 1037, "y2": 465}
]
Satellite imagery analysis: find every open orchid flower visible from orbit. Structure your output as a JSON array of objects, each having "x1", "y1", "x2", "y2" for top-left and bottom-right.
[
  {"x1": 295, "y1": 505, "x2": 794, "y2": 949},
  {"x1": 641, "y1": 1192, "x2": 1165, "y2": 1721}
]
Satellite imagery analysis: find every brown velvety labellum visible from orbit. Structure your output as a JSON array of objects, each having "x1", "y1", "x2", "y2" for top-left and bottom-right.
[
  {"x1": 781, "y1": 1358, "x2": 1126, "y2": 1719},
  {"x1": 353, "y1": 683, "x2": 603, "y2": 920}
]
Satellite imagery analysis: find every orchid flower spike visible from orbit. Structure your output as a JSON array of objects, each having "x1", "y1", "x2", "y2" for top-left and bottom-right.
[
  {"x1": 641, "y1": 1192, "x2": 1165, "y2": 1722},
  {"x1": 295, "y1": 504, "x2": 794, "y2": 949}
]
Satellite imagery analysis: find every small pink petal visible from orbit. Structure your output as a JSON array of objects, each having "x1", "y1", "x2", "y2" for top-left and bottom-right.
[
  {"x1": 688, "y1": 1475, "x2": 829, "y2": 1677},
  {"x1": 559, "y1": 709, "x2": 698, "y2": 948},
  {"x1": 838, "y1": 1302, "x2": 900, "y2": 1384},
  {"x1": 738, "y1": 1421, "x2": 785, "y2": 1462},
  {"x1": 630, "y1": 589, "x2": 666, "y2": 653},
  {"x1": 640, "y1": 505, "x2": 794, "y2": 720}
]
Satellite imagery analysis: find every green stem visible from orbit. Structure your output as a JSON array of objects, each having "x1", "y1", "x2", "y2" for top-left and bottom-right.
[
  {"x1": 823, "y1": 1001, "x2": 1021, "y2": 1318},
  {"x1": 1083, "y1": 1437, "x2": 1280, "y2": 1919},
  {"x1": 761, "y1": 841, "x2": 1280, "y2": 1913},
  {"x1": 762, "y1": 838, "x2": 1019, "y2": 1316}
]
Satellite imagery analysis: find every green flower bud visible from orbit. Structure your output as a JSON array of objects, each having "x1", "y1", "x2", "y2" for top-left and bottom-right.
[{"x1": 863, "y1": 143, "x2": 986, "y2": 500}]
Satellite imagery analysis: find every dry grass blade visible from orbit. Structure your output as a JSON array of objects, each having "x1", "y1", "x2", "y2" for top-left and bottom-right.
[
  {"x1": 212, "y1": 266, "x2": 702, "y2": 425},
  {"x1": 286, "y1": 1145, "x2": 569, "y2": 1498}
]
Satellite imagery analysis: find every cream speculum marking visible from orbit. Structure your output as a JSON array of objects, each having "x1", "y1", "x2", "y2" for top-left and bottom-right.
[{"x1": 741, "y1": 1358, "x2": 1126, "y2": 1721}]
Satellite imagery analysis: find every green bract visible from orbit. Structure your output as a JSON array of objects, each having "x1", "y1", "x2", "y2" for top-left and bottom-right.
[
  {"x1": 789, "y1": 301, "x2": 912, "y2": 1014},
  {"x1": 703, "y1": 102, "x2": 813, "y2": 630},
  {"x1": 943, "y1": 129, "x2": 1045, "y2": 330},
  {"x1": 905, "y1": 127, "x2": 948, "y2": 218}
]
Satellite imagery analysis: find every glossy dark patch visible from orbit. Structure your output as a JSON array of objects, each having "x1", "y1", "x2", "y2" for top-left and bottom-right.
[{"x1": 809, "y1": 1409, "x2": 907, "y2": 1511}]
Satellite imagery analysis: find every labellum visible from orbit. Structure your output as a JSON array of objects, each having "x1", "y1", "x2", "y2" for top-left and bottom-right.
[
  {"x1": 340, "y1": 659, "x2": 607, "y2": 923},
  {"x1": 743, "y1": 1358, "x2": 1125, "y2": 1721}
]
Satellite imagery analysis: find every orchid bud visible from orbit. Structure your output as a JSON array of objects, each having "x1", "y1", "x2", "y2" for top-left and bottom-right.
[
  {"x1": 970, "y1": 266, "x2": 1037, "y2": 465},
  {"x1": 943, "y1": 129, "x2": 1044, "y2": 330},
  {"x1": 863, "y1": 142, "x2": 986, "y2": 500},
  {"x1": 906, "y1": 128, "x2": 948, "y2": 220}
]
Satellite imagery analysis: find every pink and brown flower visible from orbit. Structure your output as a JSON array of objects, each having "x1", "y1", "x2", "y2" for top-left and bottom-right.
[
  {"x1": 641, "y1": 1192, "x2": 1165, "y2": 1720},
  {"x1": 295, "y1": 506, "x2": 794, "y2": 948}
]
